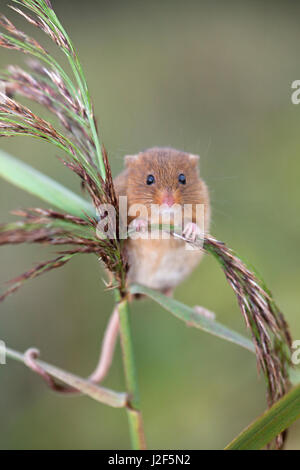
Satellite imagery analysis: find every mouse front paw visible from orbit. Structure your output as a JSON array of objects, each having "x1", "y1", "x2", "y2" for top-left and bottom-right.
[
  {"x1": 129, "y1": 217, "x2": 148, "y2": 233},
  {"x1": 183, "y1": 222, "x2": 202, "y2": 242}
]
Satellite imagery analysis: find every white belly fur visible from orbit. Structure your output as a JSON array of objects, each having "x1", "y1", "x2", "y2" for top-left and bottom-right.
[{"x1": 126, "y1": 238, "x2": 203, "y2": 291}]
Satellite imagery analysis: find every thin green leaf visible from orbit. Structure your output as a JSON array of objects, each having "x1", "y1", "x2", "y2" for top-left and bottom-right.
[
  {"x1": 130, "y1": 283, "x2": 255, "y2": 353},
  {"x1": 225, "y1": 383, "x2": 300, "y2": 450},
  {"x1": 0, "y1": 149, "x2": 95, "y2": 218}
]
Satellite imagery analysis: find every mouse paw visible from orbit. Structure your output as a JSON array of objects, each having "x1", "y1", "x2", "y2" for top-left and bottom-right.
[
  {"x1": 183, "y1": 222, "x2": 202, "y2": 242},
  {"x1": 194, "y1": 305, "x2": 216, "y2": 321},
  {"x1": 130, "y1": 217, "x2": 148, "y2": 233}
]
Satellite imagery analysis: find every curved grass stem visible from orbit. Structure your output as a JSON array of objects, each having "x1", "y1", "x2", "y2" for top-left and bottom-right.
[{"x1": 5, "y1": 347, "x2": 127, "y2": 408}]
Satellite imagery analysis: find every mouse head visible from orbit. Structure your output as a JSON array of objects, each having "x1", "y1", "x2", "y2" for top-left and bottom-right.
[{"x1": 125, "y1": 147, "x2": 205, "y2": 211}]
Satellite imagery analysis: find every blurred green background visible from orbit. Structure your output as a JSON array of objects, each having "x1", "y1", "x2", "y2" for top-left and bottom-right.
[{"x1": 1, "y1": 0, "x2": 300, "y2": 449}]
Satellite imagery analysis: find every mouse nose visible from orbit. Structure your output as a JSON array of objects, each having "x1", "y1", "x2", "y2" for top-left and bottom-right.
[{"x1": 161, "y1": 191, "x2": 175, "y2": 207}]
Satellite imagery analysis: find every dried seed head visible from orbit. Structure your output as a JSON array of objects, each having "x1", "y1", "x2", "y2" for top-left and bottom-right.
[{"x1": 203, "y1": 235, "x2": 291, "y2": 448}]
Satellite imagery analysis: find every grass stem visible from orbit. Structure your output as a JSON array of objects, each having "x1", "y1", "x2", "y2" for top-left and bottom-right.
[{"x1": 117, "y1": 296, "x2": 146, "y2": 450}]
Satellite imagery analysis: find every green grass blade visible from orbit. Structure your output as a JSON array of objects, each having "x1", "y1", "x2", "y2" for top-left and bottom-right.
[
  {"x1": 130, "y1": 284, "x2": 255, "y2": 353},
  {"x1": 225, "y1": 383, "x2": 300, "y2": 449},
  {"x1": 0, "y1": 149, "x2": 95, "y2": 218}
]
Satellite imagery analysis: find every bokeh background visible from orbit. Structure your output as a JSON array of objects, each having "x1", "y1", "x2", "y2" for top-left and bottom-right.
[{"x1": 0, "y1": 0, "x2": 300, "y2": 449}]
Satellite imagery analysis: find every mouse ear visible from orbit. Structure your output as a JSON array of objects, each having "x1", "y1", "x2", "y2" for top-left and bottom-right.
[
  {"x1": 189, "y1": 153, "x2": 200, "y2": 163},
  {"x1": 125, "y1": 154, "x2": 139, "y2": 166}
]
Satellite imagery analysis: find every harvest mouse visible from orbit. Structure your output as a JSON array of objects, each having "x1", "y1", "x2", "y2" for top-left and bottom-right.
[
  {"x1": 114, "y1": 147, "x2": 210, "y2": 296},
  {"x1": 24, "y1": 147, "x2": 212, "y2": 388}
]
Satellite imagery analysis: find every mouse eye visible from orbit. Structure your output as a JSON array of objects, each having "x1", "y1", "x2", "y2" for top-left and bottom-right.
[
  {"x1": 146, "y1": 174, "x2": 155, "y2": 185},
  {"x1": 178, "y1": 173, "x2": 186, "y2": 185}
]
